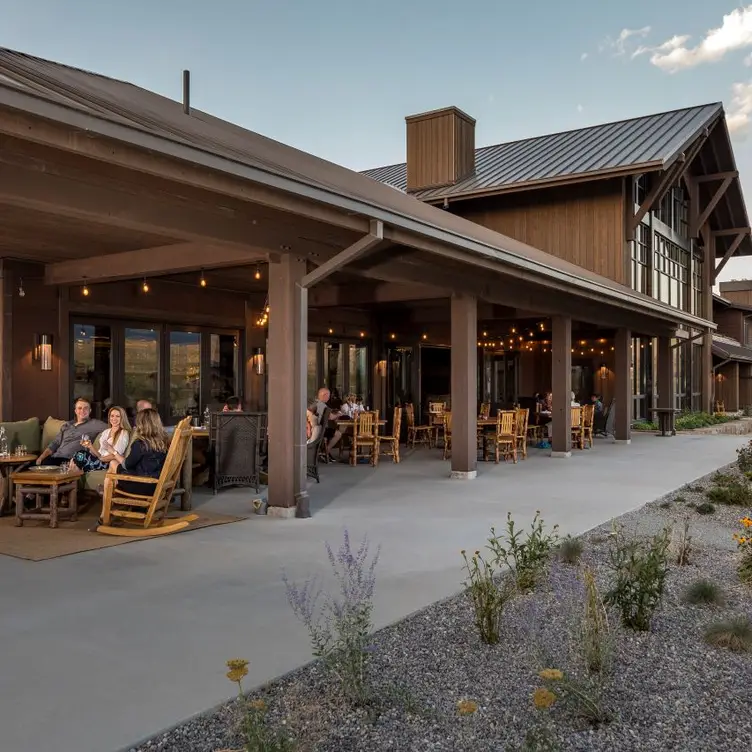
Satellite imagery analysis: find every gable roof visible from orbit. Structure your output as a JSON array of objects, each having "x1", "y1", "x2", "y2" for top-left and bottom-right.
[
  {"x1": 363, "y1": 104, "x2": 722, "y2": 199},
  {"x1": 0, "y1": 48, "x2": 714, "y2": 329},
  {"x1": 712, "y1": 333, "x2": 752, "y2": 363}
]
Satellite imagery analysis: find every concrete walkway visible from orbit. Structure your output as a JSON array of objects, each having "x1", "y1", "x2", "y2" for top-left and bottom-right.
[{"x1": 0, "y1": 432, "x2": 745, "y2": 752}]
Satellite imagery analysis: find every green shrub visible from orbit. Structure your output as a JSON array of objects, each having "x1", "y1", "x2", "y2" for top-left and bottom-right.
[
  {"x1": 674, "y1": 520, "x2": 692, "y2": 566},
  {"x1": 632, "y1": 421, "x2": 657, "y2": 431},
  {"x1": 704, "y1": 617, "x2": 752, "y2": 652},
  {"x1": 695, "y1": 501, "x2": 716, "y2": 515},
  {"x1": 461, "y1": 549, "x2": 514, "y2": 645},
  {"x1": 681, "y1": 579, "x2": 725, "y2": 606},
  {"x1": 557, "y1": 536, "x2": 584, "y2": 564},
  {"x1": 737, "y1": 441, "x2": 752, "y2": 474},
  {"x1": 673, "y1": 495, "x2": 686, "y2": 504},
  {"x1": 706, "y1": 480, "x2": 752, "y2": 506},
  {"x1": 487, "y1": 511, "x2": 559, "y2": 592},
  {"x1": 712, "y1": 471, "x2": 736, "y2": 486},
  {"x1": 604, "y1": 526, "x2": 671, "y2": 631},
  {"x1": 659, "y1": 501, "x2": 672, "y2": 509}
]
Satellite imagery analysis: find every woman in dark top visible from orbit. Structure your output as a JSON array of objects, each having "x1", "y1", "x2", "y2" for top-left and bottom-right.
[{"x1": 104, "y1": 408, "x2": 169, "y2": 496}]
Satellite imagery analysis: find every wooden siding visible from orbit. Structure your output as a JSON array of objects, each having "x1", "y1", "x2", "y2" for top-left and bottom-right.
[
  {"x1": 720, "y1": 289, "x2": 752, "y2": 306},
  {"x1": 406, "y1": 108, "x2": 475, "y2": 192},
  {"x1": 740, "y1": 364, "x2": 752, "y2": 409},
  {"x1": 713, "y1": 308, "x2": 745, "y2": 343},
  {"x1": 455, "y1": 179, "x2": 626, "y2": 285}
]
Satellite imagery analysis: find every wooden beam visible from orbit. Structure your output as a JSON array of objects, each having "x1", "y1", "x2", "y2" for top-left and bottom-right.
[
  {"x1": 630, "y1": 129, "x2": 711, "y2": 233},
  {"x1": 695, "y1": 176, "x2": 734, "y2": 231},
  {"x1": 686, "y1": 175, "x2": 701, "y2": 237},
  {"x1": 695, "y1": 170, "x2": 738, "y2": 183},
  {"x1": 713, "y1": 231, "x2": 748, "y2": 282},
  {"x1": 309, "y1": 281, "x2": 445, "y2": 308},
  {"x1": 45, "y1": 243, "x2": 269, "y2": 285},
  {"x1": 301, "y1": 220, "x2": 384, "y2": 288},
  {"x1": 0, "y1": 158, "x2": 300, "y2": 251},
  {"x1": 713, "y1": 227, "x2": 751, "y2": 237}
]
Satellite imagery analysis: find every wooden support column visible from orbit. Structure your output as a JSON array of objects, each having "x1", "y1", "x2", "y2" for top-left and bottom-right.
[
  {"x1": 450, "y1": 294, "x2": 478, "y2": 478},
  {"x1": 0, "y1": 261, "x2": 11, "y2": 421},
  {"x1": 657, "y1": 335, "x2": 674, "y2": 434},
  {"x1": 551, "y1": 316, "x2": 572, "y2": 457},
  {"x1": 614, "y1": 328, "x2": 631, "y2": 443},
  {"x1": 267, "y1": 256, "x2": 309, "y2": 518},
  {"x1": 701, "y1": 222, "x2": 713, "y2": 413}
]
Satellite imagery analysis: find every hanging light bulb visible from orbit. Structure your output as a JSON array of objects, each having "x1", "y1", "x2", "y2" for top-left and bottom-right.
[
  {"x1": 82, "y1": 278, "x2": 90, "y2": 297},
  {"x1": 199, "y1": 270, "x2": 207, "y2": 288},
  {"x1": 142, "y1": 279, "x2": 150, "y2": 293},
  {"x1": 18, "y1": 277, "x2": 25, "y2": 297},
  {"x1": 254, "y1": 265, "x2": 261, "y2": 281}
]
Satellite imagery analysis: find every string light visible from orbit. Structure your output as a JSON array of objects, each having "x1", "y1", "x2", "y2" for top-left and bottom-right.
[
  {"x1": 360, "y1": 331, "x2": 366, "y2": 338},
  {"x1": 390, "y1": 333, "x2": 396, "y2": 340},
  {"x1": 142, "y1": 278, "x2": 149, "y2": 293},
  {"x1": 254, "y1": 265, "x2": 261, "y2": 281},
  {"x1": 422, "y1": 333, "x2": 428, "y2": 340},
  {"x1": 328, "y1": 327, "x2": 334, "y2": 335},
  {"x1": 82, "y1": 278, "x2": 90, "y2": 297},
  {"x1": 199, "y1": 270, "x2": 207, "y2": 288}
]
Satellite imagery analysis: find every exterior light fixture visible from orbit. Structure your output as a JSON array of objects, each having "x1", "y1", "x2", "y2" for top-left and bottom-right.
[
  {"x1": 390, "y1": 333, "x2": 396, "y2": 340},
  {"x1": 82, "y1": 278, "x2": 90, "y2": 297},
  {"x1": 142, "y1": 278, "x2": 150, "y2": 293},
  {"x1": 18, "y1": 277, "x2": 25, "y2": 297},
  {"x1": 254, "y1": 266, "x2": 261, "y2": 281},
  {"x1": 599, "y1": 363, "x2": 608, "y2": 380},
  {"x1": 422, "y1": 333, "x2": 428, "y2": 340},
  {"x1": 328, "y1": 327, "x2": 334, "y2": 335},
  {"x1": 199, "y1": 270, "x2": 207, "y2": 288},
  {"x1": 252, "y1": 347, "x2": 265, "y2": 376},
  {"x1": 360, "y1": 331, "x2": 366, "y2": 338},
  {"x1": 34, "y1": 334, "x2": 53, "y2": 371}
]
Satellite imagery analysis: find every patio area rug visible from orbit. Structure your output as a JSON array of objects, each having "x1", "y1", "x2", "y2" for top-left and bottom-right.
[{"x1": 0, "y1": 507, "x2": 247, "y2": 561}]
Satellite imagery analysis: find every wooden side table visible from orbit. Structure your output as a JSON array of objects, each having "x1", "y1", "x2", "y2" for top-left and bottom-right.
[
  {"x1": 0, "y1": 454, "x2": 38, "y2": 516},
  {"x1": 12, "y1": 467, "x2": 82, "y2": 528}
]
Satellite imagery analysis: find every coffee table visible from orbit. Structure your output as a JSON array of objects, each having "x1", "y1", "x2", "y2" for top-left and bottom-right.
[
  {"x1": 0, "y1": 454, "x2": 38, "y2": 516},
  {"x1": 12, "y1": 467, "x2": 83, "y2": 528}
]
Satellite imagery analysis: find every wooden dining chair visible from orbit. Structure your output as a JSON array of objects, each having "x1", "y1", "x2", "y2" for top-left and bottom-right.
[
  {"x1": 571, "y1": 406, "x2": 584, "y2": 450},
  {"x1": 486, "y1": 410, "x2": 517, "y2": 463},
  {"x1": 581, "y1": 403, "x2": 595, "y2": 449},
  {"x1": 479, "y1": 402, "x2": 491, "y2": 420},
  {"x1": 442, "y1": 411, "x2": 453, "y2": 460},
  {"x1": 378, "y1": 406, "x2": 403, "y2": 463},
  {"x1": 405, "y1": 403, "x2": 433, "y2": 448},
  {"x1": 515, "y1": 407, "x2": 529, "y2": 460},
  {"x1": 350, "y1": 411, "x2": 379, "y2": 466}
]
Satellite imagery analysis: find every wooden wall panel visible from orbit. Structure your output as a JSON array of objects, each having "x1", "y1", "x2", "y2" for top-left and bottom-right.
[
  {"x1": 713, "y1": 309, "x2": 744, "y2": 342},
  {"x1": 740, "y1": 364, "x2": 752, "y2": 409},
  {"x1": 721, "y1": 289, "x2": 752, "y2": 306},
  {"x1": 455, "y1": 179, "x2": 626, "y2": 285}
]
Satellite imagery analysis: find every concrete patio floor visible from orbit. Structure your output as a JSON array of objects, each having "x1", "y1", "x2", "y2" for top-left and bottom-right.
[{"x1": 0, "y1": 432, "x2": 746, "y2": 752}]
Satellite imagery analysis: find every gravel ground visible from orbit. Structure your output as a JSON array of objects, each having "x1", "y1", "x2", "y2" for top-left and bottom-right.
[{"x1": 132, "y1": 463, "x2": 752, "y2": 752}]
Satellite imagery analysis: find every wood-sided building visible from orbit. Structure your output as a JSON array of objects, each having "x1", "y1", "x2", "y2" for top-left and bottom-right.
[
  {"x1": 364, "y1": 104, "x2": 752, "y2": 419},
  {"x1": 713, "y1": 283, "x2": 752, "y2": 411},
  {"x1": 0, "y1": 49, "x2": 735, "y2": 515}
]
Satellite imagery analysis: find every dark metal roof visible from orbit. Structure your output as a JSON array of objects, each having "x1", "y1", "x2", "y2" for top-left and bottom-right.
[
  {"x1": 0, "y1": 48, "x2": 715, "y2": 329},
  {"x1": 363, "y1": 104, "x2": 723, "y2": 199},
  {"x1": 712, "y1": 334, "x2": 752, "y2": 362},
  {"x1": 713, "y1": 292, "x2": 752, "y2": 313}
]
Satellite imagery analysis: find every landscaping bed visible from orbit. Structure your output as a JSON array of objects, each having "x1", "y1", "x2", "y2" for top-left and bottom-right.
[{"x1": 133, "y1": 464, "x2": 752, "y2": 752}]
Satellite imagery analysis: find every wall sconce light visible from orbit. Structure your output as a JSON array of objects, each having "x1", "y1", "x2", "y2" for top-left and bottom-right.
[
  {"x1": 252, "y1": 347, "x2": 265, "y2": 376},
  {"x1": 599, "y1": 362, "x2": 608, "y2": 380},
  {"x1": 376, "y1": 359, "x2": 387, "y2": 377},
  {"x1": 34, "y1": 334, "x2": 53, "y2": 371}
]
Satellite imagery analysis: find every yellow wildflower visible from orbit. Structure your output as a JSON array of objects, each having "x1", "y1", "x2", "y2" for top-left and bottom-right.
[
  {"x1": 533, "y1": 687, "x2": 556, "y2": 709},
  {"x1": 249, "y1": 699, "x2": 266, "y2": 712},
  {"x1": 225, "y1": 658, "x2": 249, "y2": 683},
  {"x1": 457, "y1": 699, "x2": 479, "y2": 715},
  {"x1": 539, "y1": 668, "x2": 564, "y2": 681}
]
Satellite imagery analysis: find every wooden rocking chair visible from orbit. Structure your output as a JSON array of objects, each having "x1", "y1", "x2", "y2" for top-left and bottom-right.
[{"x1": 97, "y1": 417, "x2": 197, "y2": 537}]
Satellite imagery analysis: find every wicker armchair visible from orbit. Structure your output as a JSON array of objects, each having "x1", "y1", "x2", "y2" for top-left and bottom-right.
[{"x1": 210, "y1": 411, "x2": 267, "y2": 493}]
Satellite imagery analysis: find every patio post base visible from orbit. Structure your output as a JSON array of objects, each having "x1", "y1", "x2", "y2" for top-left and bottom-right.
[
  {"x1": 450, "y1": 470, "x2": 477, "y2": 480},
  {"x1": 267, "y1": 506, "x2": 297, "y2": 519},
  {"x1": 613, "y1": 439, "x2": 632, "y2": 444},
  {"x1": 550, "y1": 451, "x2": 571, "y2": 459}
]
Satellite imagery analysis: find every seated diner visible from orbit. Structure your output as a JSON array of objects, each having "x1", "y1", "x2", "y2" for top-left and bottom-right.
[
  {"x1": 36, "y1": 397, "x2": 108, "y2": 466},
  {"x1": 72, "y1": 406, "x2": 131, "y2": 472}
]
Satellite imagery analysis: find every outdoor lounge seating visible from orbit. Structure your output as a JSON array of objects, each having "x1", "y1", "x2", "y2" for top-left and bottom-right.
[
  {"x1": 209, "y1": 411, "x2": 266, "y2": 493},
  {"x1": 97, "y1": 417, "x2": 196, "y2": 537}
]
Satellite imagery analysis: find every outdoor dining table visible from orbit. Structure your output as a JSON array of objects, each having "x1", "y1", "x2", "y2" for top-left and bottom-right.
[{"x1": 0, "y1": 453, "x2": 38, "y2": 516}]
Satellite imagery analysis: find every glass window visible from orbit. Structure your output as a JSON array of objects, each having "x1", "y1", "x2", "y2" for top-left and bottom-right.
[
  {"x1": 124, "y1": 328, "x2": 159, "y2": 414},
  {"x1": 307, "y1": 342, "x2": 319, "y2": 402},
  {"x1": 631, "y1": 223, "x2": 650, "y2": 293},
  {"x1": 72, "y1": 323, "x2": 112, "y2": 420},
  {"x1": 347, "y1": 344, "x2": 369, "y2": 400},
  {"x1": 208, "y1": 333, "x2": 237, "y2": 408},
  {"x1": 169, "y1": 331, "x2": 201, "y2": 419},
  {"x1": 323, "y1": 342, "x2": 344, "y2": 398},
  {"x1": 653, "y1": 232, "x2": 689, "y2": 310}
]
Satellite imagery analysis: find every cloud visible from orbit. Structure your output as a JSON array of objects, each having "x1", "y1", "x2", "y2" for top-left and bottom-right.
[
  {"x1": 577, "y1": 104, "x2": 584, "y2": 113},
  {"x1": 642, "y1": 5, "x2": 752, "y2": 72},
  {"x1": 580, "y1": 52, "x2": 588, "y2": 61},
  {"x1": 727, "y1": 81, "x2": 752, "y2": 136},
  {"x1": 746, "y1": 52, "x2": 752, "y2": 66},
  {"x1": 598, "y1": 26, "x2": 651, "y2": 57}
]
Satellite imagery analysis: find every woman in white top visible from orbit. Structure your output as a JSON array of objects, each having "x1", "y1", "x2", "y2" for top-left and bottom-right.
[
  {"x1": 306, "y1": 408, "x2": 322, "y2": 445},
  {"x1": 72, "y1": 405, "x2": 132, "y2": 472}
]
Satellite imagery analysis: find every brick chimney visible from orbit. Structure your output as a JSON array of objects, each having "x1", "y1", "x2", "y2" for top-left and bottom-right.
[
  {"x1": 720, "y1": 280, "x2": 752, "y2": 306},
  {"x1": 405, "y1": 106, "x2": 476, "y2": 193}
]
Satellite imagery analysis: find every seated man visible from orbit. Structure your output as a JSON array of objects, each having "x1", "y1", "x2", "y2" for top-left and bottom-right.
[
  {"x1": 136, "y1": 399, "x2": 154, "y2": 412},
  {"x1": 223, "y1": 396, "x2": 243, "y2": 412},
  {"x1": 315, "y1": 387, "x2": 343, "y2": 460},
  {"x1": 36, "y1": 397, "x2": 108, "y2": 466}
]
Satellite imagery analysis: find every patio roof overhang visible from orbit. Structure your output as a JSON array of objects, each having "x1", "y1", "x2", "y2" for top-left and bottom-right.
[{"x1": 0, "y1": 71, "x2": 714, "y2": 337}]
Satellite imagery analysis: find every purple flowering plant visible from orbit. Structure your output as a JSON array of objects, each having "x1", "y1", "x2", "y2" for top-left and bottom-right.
[{"x1": 283, "y1": 529, "x2": 380, "y2": 705}]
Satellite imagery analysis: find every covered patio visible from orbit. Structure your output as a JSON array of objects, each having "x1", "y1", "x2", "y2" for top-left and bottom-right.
[{"x1": 0, "y1": 49, "x2": 715, "y2": 520}]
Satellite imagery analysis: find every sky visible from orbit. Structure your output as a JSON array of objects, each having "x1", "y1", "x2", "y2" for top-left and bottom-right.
[{"x1": 4, "y1": 0, "x2": 752, "y2": 281}]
